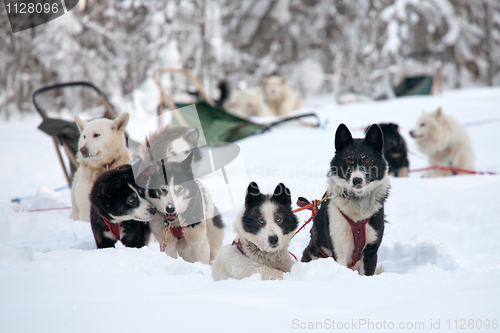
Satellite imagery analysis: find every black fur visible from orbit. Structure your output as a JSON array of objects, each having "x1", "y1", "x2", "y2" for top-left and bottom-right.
[
  {"x1": 330, "y1": 124, "x2": 387, "y2": 185},
  {"x1": 163, "y1": 152, "x2": 224, "y2": 228},
  {"x1": 89, "y1": 164, "x2": 155, "y2": 249},
  {"x1": 374, "y1": 123, "x2": 409, "y2": 176},
  {"x1": 241, "y1": 182, "x2": 298, "y2": 236},
  {"x1": 302, "y1": 124, "x2": 389, "y2": 276}
]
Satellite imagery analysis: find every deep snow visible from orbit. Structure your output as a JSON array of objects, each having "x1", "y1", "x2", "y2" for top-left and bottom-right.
[{"x1": 1, "y1": 88, "x2": 500, "y2": 332}]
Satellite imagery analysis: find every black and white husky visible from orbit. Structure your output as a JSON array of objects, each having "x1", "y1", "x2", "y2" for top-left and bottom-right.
[
  {"x1": 145, "y1": 152, "x2": 224, "y2": 265},
  {"x1": 212, "y1": 182, "x2": 299, "y2": 281},
  {"x1": 301, "y1": 124, "x2": 390, "y2": 276},
  {"x1": 89, "y1": 164, "x2": 157, "y2": 248}
]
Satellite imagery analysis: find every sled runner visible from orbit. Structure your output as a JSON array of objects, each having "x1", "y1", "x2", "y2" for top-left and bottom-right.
[
  {"x1": 33, "y1": 81, "x2": 131, "y2": 185},
  {"x1": 153, "y1": 68, "x2": 321, "y2": 143}
]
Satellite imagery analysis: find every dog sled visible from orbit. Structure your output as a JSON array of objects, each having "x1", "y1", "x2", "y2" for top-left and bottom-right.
[
  {"x1": 33, "y1": 81, "x2": 129, "y2": 185},
  {"x1": 153, "y1": 68, "x2": 321, "y2": 143}
]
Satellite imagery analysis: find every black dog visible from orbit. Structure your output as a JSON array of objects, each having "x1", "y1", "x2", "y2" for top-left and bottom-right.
[
  {"x1": 371, "y1": 123, "x2": 409, "y2": 177},
  {"x1": 89, "y1": 164, "x2": 157, "y2": 248}
]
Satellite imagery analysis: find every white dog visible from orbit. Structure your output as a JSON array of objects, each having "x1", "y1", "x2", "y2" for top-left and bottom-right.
[
  {"x1": 212, "y1": 182, "x2": 298, "y2": 281},
  {"x1": 223, "y1": 87, "x2": 272, "y2": 119},
  {"x1": 261, "y1": 76, "x2": 301, "y2": 116},
  {"x1": 69, "y1": 113, "x2": 130, "y2": 222},
  {"x1": 410, "y1": 107, "x2": 475, "y2": 177}
]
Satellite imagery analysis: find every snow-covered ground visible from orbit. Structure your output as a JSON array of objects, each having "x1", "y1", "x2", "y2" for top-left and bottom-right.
[{"x1": 1, "y1": 88, "x2": 500, "y2": 332}]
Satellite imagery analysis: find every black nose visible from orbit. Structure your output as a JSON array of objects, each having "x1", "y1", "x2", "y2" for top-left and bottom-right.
[
  {"x1": 149, "y1": 206, "x2": 157, "y2": 215},
  {"x1": 268, "y1": 235, "x2": 279, "y2": 248},
  {"x1": 166, "y1": 204, "x2": 175, "y2": 214},
  {"x1": 352, "y1": 177, "x2": 363, "y2": 186},
  {"x1": 80, "y1": 146, "x2": 89, "y2": 157}
]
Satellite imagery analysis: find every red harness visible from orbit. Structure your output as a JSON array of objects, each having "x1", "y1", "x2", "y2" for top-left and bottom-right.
[
  {"x1": 101, "y1": 215, "x2": 122, "y2": 240},
  {"x1": 169, "y1": 226, "x2": 184, "y2": 240},
  {"x1": 338, "y1": 210, "x2": 371, "y2": 268}
]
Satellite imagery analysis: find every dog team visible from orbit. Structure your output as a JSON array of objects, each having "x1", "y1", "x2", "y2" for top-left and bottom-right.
[{"x1": 70, "y1": 90, "x2": 475, "y2": 280}]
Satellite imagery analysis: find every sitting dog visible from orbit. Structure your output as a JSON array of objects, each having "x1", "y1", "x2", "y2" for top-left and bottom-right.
[
  {"x1": 89, "y1": 164, "x2": 157, "y2": 248},
  {"x1": 261, "y1": 76, "x2": 301, "y2": 116},
  {"x1": 70, "y1": 113, "x2": 130, "y2": 222},
  {"x1": 410, "y1": 107, "x2": 474, "y2": 177},
  {"x1": 301, "y1": 124, "x2": 389, "y2": 276},
  {"x1": 375, "y1": 123, "x2": 409, "y2": 177},
  {"x1": 144, "y1": 153, "x2": 224, "y2": 264},
  {"x1": 212, "y1": 182, "x2": 299, "y2": 281}
]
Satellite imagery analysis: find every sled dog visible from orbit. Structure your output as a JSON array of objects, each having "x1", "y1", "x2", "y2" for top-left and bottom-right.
[
  {"x1": 89, "y1": 164, "x2": 156, "y2": 248},
  {"x1": 212, "y1": 182, "x2": 299, "y2": 281},
  {"x1": 223, "y1": 87, "x2": 272, "y2": 119},
  {"x1": 410, "y1": 107, "x2": 474, "y2": 177},
  {"x1": 302, "y1": 124, "x2": 389, "y2": 276},
  {"x1": 375, "y1": 123, "x2": 409, "y2": 177},
  {"x1": 70, "y1": 113, "x2": 130, "y2": 222},
  {"x1": 261, "y1": 76, "x2": 301, "y2": 116},
  {"x1": 144, "y1": 152, "x2": 224, "y2": 264}
]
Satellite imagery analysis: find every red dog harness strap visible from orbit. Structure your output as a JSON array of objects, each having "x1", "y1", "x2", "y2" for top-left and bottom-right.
[
  {"x1": 232, "y1": 239, "x2": 247, "y2": 257},
  {"x1": 170, "y1": 226, "x2": 184, "y2": 240},
  {"x1": 101, "y1": 215, "x2": 122, "y2": 240},
  {"x1": 338, "y1": 210, "x2": 371, "y2": 268}
]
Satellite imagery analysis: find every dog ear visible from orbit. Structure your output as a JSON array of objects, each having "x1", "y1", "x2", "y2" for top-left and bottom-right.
[
  {"x1": 112, "y1": 113, "x2": 129, "y2": 134},
  {"x1": 365, "y1": 124, "x2": 384, "y2": 153},
  {"x1": 435, "y1": 107, "x2": 443, "y2": 118},
  {"x1": 181, "y1": 151, "x2": 194, "y2": 168},
  {"x1": 245, "y1": 181, "x2": 263, "y2": 208},
  {"x1": 186, "y1": 128, "x2": 199, "y2": 145},
  {"x1": 335, "y1": 124, "x2": 353, "y2": 151},
  {"x1": 390, "y1": 123, "x2": 398, "y2": 131},
  {"x1": 74, "y1": 115, "x2": 87, "y2": 133},
  {"x1": 103, "y1": 177, "x2": 121, "y2": 197},
  {"x1": 271, "y1": 183, "x2": 291, "y2": 207}
]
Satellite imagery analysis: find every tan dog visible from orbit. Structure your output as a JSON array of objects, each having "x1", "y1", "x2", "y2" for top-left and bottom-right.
[
  {"x1": 223, "y1": 87, "x2": 272, "y2": 119},
  {"x1": 69, "y1": 113, "x2": 130, "y2": 222},
  {"x1": 410, "y1": 107, "x2": 475, "y2": 177},
  {"x1": 261, "y1": 76, "x2": 301, "y2": 116}
]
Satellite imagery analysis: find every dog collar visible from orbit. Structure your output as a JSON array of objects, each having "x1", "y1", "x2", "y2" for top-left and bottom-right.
[
  {"x1": 232, "y1": 239, "x2": 248, "y2": 257},
  {"x1": 338, "y1": 209, "x2": 372, "y2": 268},
  {"x1": 104, "y1": 159, "x2": 116, "y2": 170},
  {"x1": 101, "y1": 215, "x2": 122, "y2": 240}
]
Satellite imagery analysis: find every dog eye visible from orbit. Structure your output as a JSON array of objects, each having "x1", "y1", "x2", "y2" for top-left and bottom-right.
[
  {"x1": 93, "y1": 133, "x2": 100, "y2": 138},
  {"x1": 175, "y1": 185, "x2": 183, "y2": 194},
  {"x1": 83, "y1": 135, "x2": 86, "y2": 139},
  {"x1": 127, "y1": 193, "x2": 137, "y2": 204},
  {"x1": 275, "y1": 216, "x2": 282, "y2": 223},
  {"x1": 363, "y1": 158, "x2": 370, "y2": 165},
  {"x1": 420, "y1": 123, "x2": 425, "y2": 127},
  {"x1": 258, "y1": 219, "x2": 264, "y2": 225},
  {"x1": 160, "y1": 185, "x2": 168, "y2": 193},
  {"x1": 346, "y1": 158, "x2": 354, "y2": 165}
]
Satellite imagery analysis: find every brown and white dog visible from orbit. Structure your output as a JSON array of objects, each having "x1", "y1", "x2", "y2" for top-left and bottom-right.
[
  {"x1": 261, "y1": 76, "x2": 301, "y2": 116},
  {"x1": 69, "y1": 113, "x2": 130, "y2": 222}
]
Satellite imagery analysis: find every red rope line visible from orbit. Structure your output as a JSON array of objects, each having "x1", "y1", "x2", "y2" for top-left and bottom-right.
[
  {"x1": 14, "y1": 206, "x2": 72, "y2": 213},
  {"x1": 409, "y1": 165, "x2": 498, "y2": 175}
]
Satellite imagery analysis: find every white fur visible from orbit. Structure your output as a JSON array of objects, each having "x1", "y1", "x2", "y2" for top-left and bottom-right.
[
  {"x1": 223, "y1": 87, "x2": 272, "y2": 119},
  {"x1": 70, "y1": 113, "x2": 130, "y2": 222},
  {"x1": 324, "y1": 173, "x2": 389, "y2": 275},
  {"x1": 212, "y1": 203, "x2": 296, "y2": 281},
  {"x1": 410, "y1": 107, "x2": 475, "y2": 177},
  {"x1": 262, "y1": 76, "x2": 301, "y2": 116}
]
